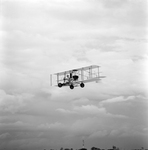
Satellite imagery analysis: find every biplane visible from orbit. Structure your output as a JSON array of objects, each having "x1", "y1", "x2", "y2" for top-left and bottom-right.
[{"x1": 50, "y1": 65, "x2": 105, "y2": 89}]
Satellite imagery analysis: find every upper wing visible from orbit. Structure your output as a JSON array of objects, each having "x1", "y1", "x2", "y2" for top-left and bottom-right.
[{"x1": 54, "y1": 65, "x2": 100, "y2": 75}]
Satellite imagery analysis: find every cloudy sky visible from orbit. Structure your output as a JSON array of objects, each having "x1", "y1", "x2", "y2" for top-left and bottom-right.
[{"x1": 0, "y1": 0, "x2": 148, "y2": 149}]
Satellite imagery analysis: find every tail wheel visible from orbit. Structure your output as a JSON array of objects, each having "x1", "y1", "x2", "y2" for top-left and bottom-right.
[
  {"x1": 80, "y1": 82, "x2": 85, "y2": 88},
  {"x1": 70, "y1": 84, "x2": 74, "y2": 89},
  {"x1": 58, "y1": 83, "x2": 62, "y2": 88}
]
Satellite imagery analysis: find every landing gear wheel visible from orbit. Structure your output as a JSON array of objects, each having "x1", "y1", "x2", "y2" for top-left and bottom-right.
[
  {"x1": 80, "y1": 82, "x2": 85, "y2": 88},
  {"x1": 70, "y1": 84, "x2": 74, "y2": 89},
  {"x1": 58, "y1": 83, "x2": 62, "y2": 88}
]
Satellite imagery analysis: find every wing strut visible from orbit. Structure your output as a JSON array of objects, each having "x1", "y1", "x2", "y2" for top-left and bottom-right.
[{"x1": 50, "y1": 74, "x2": 52, "y2": 86}]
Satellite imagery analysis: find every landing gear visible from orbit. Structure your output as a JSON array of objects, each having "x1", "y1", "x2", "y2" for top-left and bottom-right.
[
  {"x1": 58, "y1": 83, "x2": 63, "y2": 88},
  {"x1": 70, "y1": 84, "x2": 74, "y2": 89},
  {"x1": 80, "y1": 82, "x2": 85, "y2": 88},
  {"x1": 58, "y1": 82, "x2": 84, "y2": 89}
]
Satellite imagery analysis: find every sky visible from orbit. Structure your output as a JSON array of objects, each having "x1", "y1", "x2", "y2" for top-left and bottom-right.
[{"x1": 0, "y1": 0, "x2": 148, "y2": 149}]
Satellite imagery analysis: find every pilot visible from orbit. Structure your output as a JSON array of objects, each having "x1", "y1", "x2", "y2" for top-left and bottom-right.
[{"x1": 63, "y1": 75, "x2": 70, "y2": 83}]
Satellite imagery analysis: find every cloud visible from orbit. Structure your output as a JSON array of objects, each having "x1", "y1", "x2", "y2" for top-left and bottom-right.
[
  {"x1": 89, "y1": 130, "x2": 108, "y2": 138},
  {"x1": 0, "y1": 132, "x2": 11, "y2": 140},
  {"x1": 70, "y1": 117, "x2": 100, "y2": 136},
  {"x1": 56, "y1": 108, "x2": 76, "y2": 115},
  {"x1": 72, "y1": 97, "x2": 90, "y2": 105},
  {"x1": 0, "y1": 0, "x2": 148, "y2": 149},
  {"x1": 37, "y1": 122, "x2": 65, "y2": 130},
  {"x1": 0, "y1": 121, "x2": 34, "y2": 132},
  {"x1": 100, "y1": 95, "x2": 135, "y2": 104},
  {"x1": 73, "y1": 105, "x2": 106, "y2": 115},
  {"x1": 0, "y1": 89, "x2": 36, "y2": 115}
]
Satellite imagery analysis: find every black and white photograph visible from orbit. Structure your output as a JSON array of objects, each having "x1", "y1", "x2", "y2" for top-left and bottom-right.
[{"x1": 0, "y1": 0, "x2": 148, "y2": 150}]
